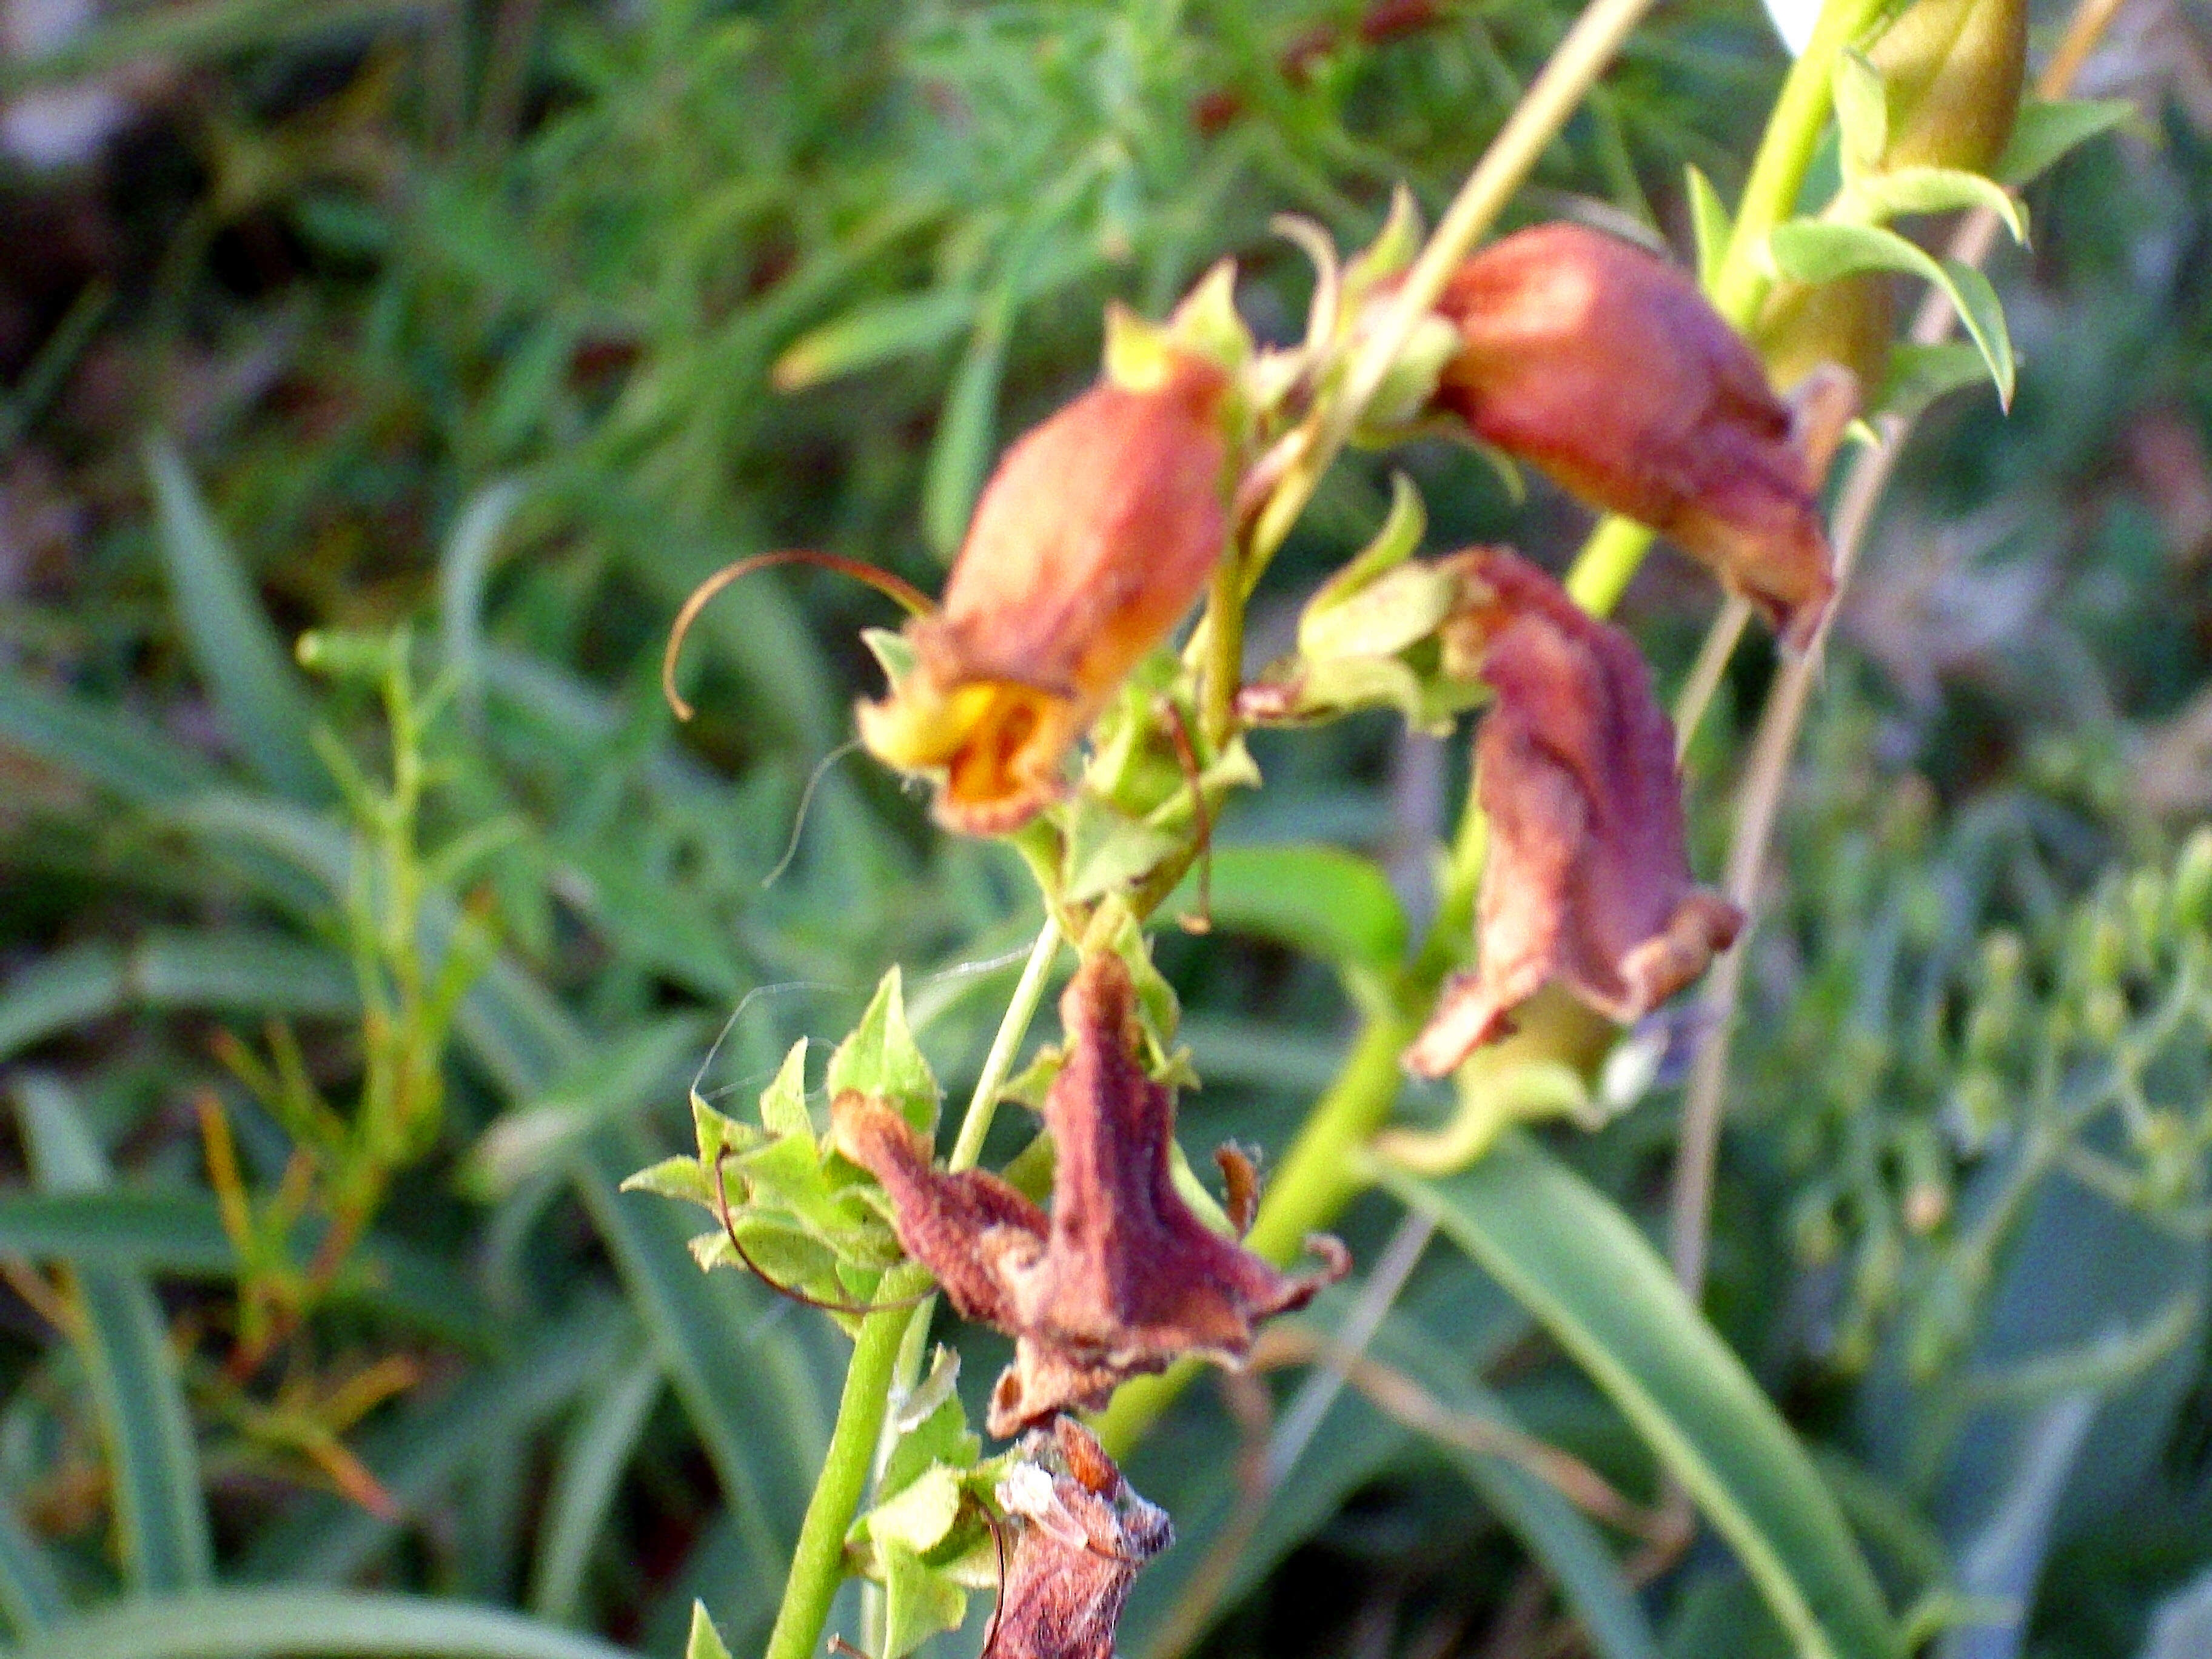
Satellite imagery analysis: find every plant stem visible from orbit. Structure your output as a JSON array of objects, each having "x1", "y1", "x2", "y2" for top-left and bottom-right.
[
  {"x1": 760, "y1": 1267, "x2": 927, "y2": 1659},
  {"x1": 948, "y1": 919, "x2": 1063, "y2": 1173}
]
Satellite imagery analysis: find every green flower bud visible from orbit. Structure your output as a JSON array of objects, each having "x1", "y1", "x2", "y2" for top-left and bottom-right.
[
  {"x1": 1756, "y1": 273, "x2": 1894, "y2": 400},
  {"x1": 1865, "y1": 0, "x2": 2028, "y2": 175}
]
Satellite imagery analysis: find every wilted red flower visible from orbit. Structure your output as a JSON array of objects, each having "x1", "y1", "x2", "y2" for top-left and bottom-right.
[
  {"x1": 857, "y1": 354, "x2": 1232, "y2": 835},
  {"x1": 1417, "y1": 223, "x2": 1840, "y2": 647},
  {"x1": 990, "y1": 1416, "x2": 1171, "y2": 1659},
  {"x1": 1403, "y1": 548, "x2": 1743, "y2": 1078},
  {"x1": 835, "y1": 953, "x2": 1347, "y2": 1436}
]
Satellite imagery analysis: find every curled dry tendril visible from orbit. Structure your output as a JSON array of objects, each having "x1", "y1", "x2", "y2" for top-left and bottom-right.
[{"x1": 663, "y1": 549, "x2": 936, "y2": 721}]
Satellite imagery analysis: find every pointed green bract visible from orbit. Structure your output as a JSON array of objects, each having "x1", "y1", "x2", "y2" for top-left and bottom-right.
[{"x1": 826, "y1": 968, "x2": 940, "y2": 1132}]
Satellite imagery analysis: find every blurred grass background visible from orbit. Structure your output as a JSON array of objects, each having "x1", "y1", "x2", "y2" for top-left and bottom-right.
[{"x1": 1, "y1": 0, "x2": 2210, "y2": 1655}]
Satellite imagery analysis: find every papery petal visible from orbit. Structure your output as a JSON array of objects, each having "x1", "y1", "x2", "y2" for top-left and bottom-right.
[
  {"x1": 1404, "y1": 548, "x2": 1744, "y2": 1078},
  {"x1": 1422, "y1": 223, "x2": 1838, "y2": 647},
  {"x1": 991, "y1": 1418, "x2": 1172, "y2": 1659},
  {"x1": 857, "y1": 354, "x2": 1231, "y2": 834},
  {"x1": 834, "y1": 954, "x2": 1348, "y2": 1438}
]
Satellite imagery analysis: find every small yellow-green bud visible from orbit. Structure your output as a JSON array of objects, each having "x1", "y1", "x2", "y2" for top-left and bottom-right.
[{"x1": 1865, "y1": 0, "x2": 2028, "y2": 175}]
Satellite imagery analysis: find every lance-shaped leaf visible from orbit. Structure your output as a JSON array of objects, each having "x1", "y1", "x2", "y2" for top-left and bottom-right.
[
  {"x1": 1412, "y1": 223, "x2": 1847, "y2": 647},
  {"x1": 835, "y1": 952, "x2": 1347, "y2": 1435},
  {"x1": 991, "y1": 1418, "x2": 1171, "y2": 1659},
  {"x1": 1404, "y1": 549, "x2": 1743, "y2": 1078},
  {"x1": 857, "y1": 352, "x2": 1232, "y2": 835}
]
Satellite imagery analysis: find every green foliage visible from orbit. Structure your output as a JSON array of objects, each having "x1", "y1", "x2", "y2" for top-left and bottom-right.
[{"x1": 0, "y1": 2, "x2": 2198, "y2": 1658}]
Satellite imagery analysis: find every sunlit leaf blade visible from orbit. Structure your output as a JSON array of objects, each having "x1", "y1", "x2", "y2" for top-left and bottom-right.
[
  {"x1": 1165, "y1": 844, "x2": 1409, "y2": 1001},
  {"x1": 143, "y1": 437, "x2": 330, "y2": 803},
  {"x1": 12, "y1": 1589, "x2": 640, "y2": 1659},
  {"x1": 684, "y1": 1601, "x2": 735, "y2": 1659},
  {"x1": 773, "y1": 289, "x2": 975, "y2": 391},
  {"x1": 1379, "y1": 1136, "x2": 1903, "y2": 1659},
  {"x1": 1993, "y1": 97, "x2": 2135, "y2": 187},
  {"x1": 15, "y1": 1076, "x2": 213, "y2": 1592},
  {"x1": 1686, "y1": 166, "x2": 1734, "y2": 293}
]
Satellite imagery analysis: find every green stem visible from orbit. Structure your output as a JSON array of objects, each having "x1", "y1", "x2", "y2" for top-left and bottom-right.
[{"x1": 760, "y1": 1268, "x2": 927, "y2": 1659}]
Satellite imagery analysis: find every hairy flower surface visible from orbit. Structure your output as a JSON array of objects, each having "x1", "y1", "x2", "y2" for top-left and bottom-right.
[
  {"x1": 991, "y1": 1417, "x2": 1171, "y2": 1659},
  {"x1": 856, "y1": 354, "x2": 1231, "y2": 834},
  {"x1": 1419, "y1": 223, "x2": 1838, "y2": 646},
  {"x1": 1404, "y1": 548, "x2": 1743, "y2": 1077},
  {"x1": 836, "y1": 953, "x2": 1347, "y2": 1435}
]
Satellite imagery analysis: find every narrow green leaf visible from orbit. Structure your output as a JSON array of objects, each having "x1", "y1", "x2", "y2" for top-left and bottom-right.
[
  {"x1": 1873, "y1": 341, "x2": 1992, "y2": 423},
  {"x1": 0, "y1": 671, "x2": 216, "y2": 808},
  {"x1": 13, "y1": 1588, "x2": 639, "y2": 1659},
  {"x1": 15, "y1": 1076, "x2": 213, "y2": 1592},
  {"x1": 1992, "y1": 97, "x2": 2134, "y2": 187},
  {"x1": 0, "y1": 942, "x2": 124, "y2": 1065},
  {"x1": 772, "y1": 289, "x2": 975, "y2": 392},
  {"x1": 466, "y1": 1014, "x2": 713, "y2": 1195},
  {"x1": 1685, "y1": 166, "x2": 1734, "y2": 295},
  {"x1": 143, "y1": 437, "x2": 330, "y2": 802},
  {"x1": 438, "y1": 478, "x2": 528, "y2": 718},
  {"x1": 1937, "y1": 257, "x2": 2015, "y2": 408},
  {"x1": 1849, "y1": 166, "x2": 2026, "y2": 243},
  {"x1": 1379, "y1": 1136, "x2": 1902, "y2": 1659},
  {"x1": 921, "y1": 307, "x2": 1011, "y2": 560},
  {"x1": 0, "y1": 1188, "x2": 491, "y2": 1344},
  {"x1": 0, "y1": 1497, "x2": 66, "y2": 1637},
  {"x1": 685, "y1": 1601, "x2": 735, "y2": 1659},
  {"x1": 529, "y1": 1353, "x2": 665, "y2": 1623}
]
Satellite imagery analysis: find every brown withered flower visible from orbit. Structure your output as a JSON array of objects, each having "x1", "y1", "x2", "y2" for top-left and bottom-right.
[
  {"x1": 1403, "y1": 548, "x2": 1743, "y2": 1078},
  {"x1": 836, "y1": 953, "x2": 1347, "y2": 1436},
  {"x1": 990, "y1": 1416, "x2": 1171, "y2": 1659},
  {"x1": 1414, "y1": 223, "x2": 1843, "y2": 647},
  {"x1": 856, "y1": 353, "x2": 1232, "y2": 835}
]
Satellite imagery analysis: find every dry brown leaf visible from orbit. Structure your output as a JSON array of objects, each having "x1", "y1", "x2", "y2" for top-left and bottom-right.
[
  {"x1": 1404, "y1": 548, "x2": 1743, "y2": 1077},
  {"x1": 836, "y1": 953, "x2": 1347, "y2": 1436}
]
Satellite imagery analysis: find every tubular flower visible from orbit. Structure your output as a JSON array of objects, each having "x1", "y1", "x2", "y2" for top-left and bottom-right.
[
  {"x1": 1416, "y1": 223, "x2": 1840, "y2": 647},
  {"x1": 834, "y1": 953, "x2": 1348, "y2": 1436},
  {"x1": 1404, "y1": 548, "x2": 1744, "y2": 1078},
  {"x1": 856, "y1": 353, "x2": 1232, "y2": 835},
  {"x1": 991, "y1": 1417, "x2": 1171, "y2": 1659}
]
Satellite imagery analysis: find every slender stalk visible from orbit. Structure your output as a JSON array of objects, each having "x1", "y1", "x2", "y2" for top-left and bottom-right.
[
  {"x1": 782, "y1": 919, "x2": 1062, "y2": 1659},
  {"x1": 948, "y1": 919, "x2": 1064, "y2": 1173},
  {"x1": 1245, "y1": 0, "x2": 1667, "y2": 588},
  {"x1": 760, "y1": 1267, "x2": 927, "y2": 1659}
]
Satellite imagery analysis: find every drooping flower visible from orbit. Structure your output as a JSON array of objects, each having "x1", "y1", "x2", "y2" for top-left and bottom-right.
[
  {"x1": 835, "y1": 952, "x2": 1347, "y2": 1436},
  {"x1": 1404, "y1": 548, "x2": 1744, "y2": 1078},
  {"x1": 990, "y1": 1416, "x2": 1171, "y2": 1659},
  {"x1": 857, "y1": 353, "x2": 1232, "y2": 835},
  {"x1": 1413, "y1": 223, "x2": 1843, "y2": 647}
]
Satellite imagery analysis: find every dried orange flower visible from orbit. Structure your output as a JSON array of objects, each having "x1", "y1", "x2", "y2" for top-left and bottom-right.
[
  {"x1": 990, "y1": 1417, "x2": 1171, "y2": 1659},
  {"x1": 1404, "y1": 548, "x2": 1743, "y2": 1078},
  {"x1": 857, "y1": 354, "x2": 1232, "y2": 835},
  {"x1": 1417, "y1": 223, "x2": 1841, "y2": 646},
  {"x1": 836, "y1": 952, "x2": 1347, "y2": 1436}
]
